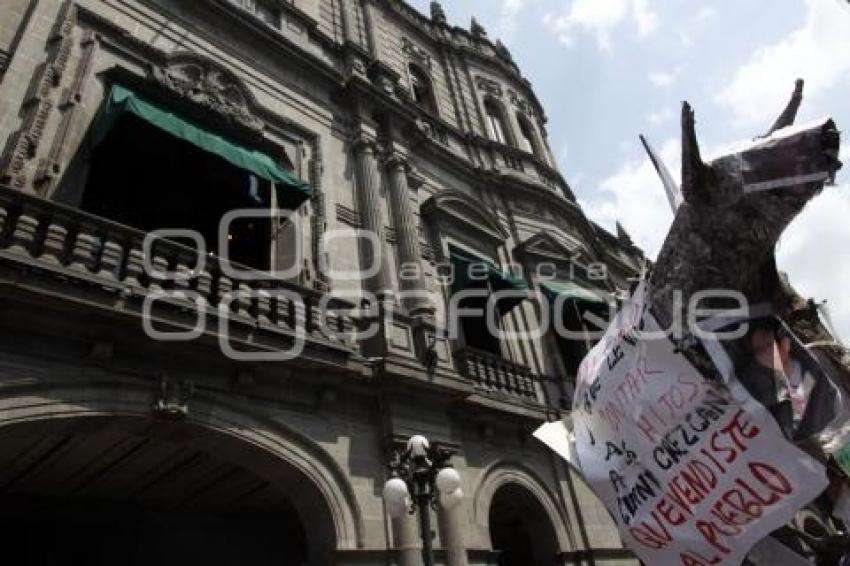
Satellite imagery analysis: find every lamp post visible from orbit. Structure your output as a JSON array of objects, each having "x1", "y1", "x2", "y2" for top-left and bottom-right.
[{"x1": 383, "y1": 435, "x2": 464, "y2": 566}]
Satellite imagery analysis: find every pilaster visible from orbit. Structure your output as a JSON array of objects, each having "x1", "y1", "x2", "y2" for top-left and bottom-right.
[
  {"x1": 352, "y1": 138, "x2": 393, "y2": 297},
  {"x1": 383, "y1": 153, "x2": 432, "y2": 317}
]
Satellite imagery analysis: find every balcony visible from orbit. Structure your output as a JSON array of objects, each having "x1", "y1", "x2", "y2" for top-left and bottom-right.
[
  {"x1": 0, "y1": 185, "x2": 361, "y2": 365},
  {"x1": 454, "y1": 346, "x2": 542, "y2": 406}
]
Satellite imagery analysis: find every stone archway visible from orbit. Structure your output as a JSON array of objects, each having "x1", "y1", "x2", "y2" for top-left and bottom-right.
[
  {"x1": 0, "y1": 385, "x2": 364, "y2": 565},
  {"x1": 473, "y1": 463, "x2": 574, "y2": 565},
  {"x1": 489, "y1": 482, "x2": 560, "y2": 566}
]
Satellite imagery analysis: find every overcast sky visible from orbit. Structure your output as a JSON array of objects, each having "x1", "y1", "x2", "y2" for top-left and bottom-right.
[{"x1": 409, "y1": 0, "x2": 850, "y2": 339}]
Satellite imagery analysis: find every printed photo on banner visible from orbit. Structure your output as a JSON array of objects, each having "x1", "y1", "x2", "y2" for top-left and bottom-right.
[{"x1": 565, "y1": 284, "x2": 828, "y2": 566}]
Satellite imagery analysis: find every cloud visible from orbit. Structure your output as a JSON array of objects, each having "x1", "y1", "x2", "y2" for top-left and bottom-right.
[
  {"x1": 648, "y1": 69, "x2": 677, "y2": 87},
  {"x1": 716, "y1": 0, "x2": 850, "y2": 128},
  {"x1": 647, "y1": 108, "x2": 674, "y2": 125},
  {"x1": 581, "y1": 138, "x2": 679, "y2": 258},
  {"x1": 543, "y1": 0, "x2": 658, "y2": 50},
  {"x1": 631, "y1": 0, "x2": 658, "y2": 38},
  {"x1": 499, "y1": 0, "x2": 528, "y2": 39},
  {"x1": 695, "y1": 6, "x2": 716, "y2": 22}
]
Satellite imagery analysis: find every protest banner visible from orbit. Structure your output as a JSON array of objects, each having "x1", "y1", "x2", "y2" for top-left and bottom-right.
[{"x1": 566, "y1": 284, "x2": 828, "y2": 566}]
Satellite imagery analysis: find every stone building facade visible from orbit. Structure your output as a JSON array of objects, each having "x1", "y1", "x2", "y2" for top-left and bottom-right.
[{"x1": 0, "y1": 0, "x2": 643, "y2": 564}]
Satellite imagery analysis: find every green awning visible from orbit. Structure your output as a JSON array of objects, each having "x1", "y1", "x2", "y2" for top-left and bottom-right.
[
  {"x1": 540, "y1": 281, "x2": 611, "y2": 320},
  {"x1": 94, "y1": 85, "x2": 312, "y2": 208},
  {"x1": 450, "y1": 252, "x2": 530, "y2": 313}
]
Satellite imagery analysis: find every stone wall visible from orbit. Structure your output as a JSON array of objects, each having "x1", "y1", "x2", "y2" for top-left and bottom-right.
[{"x1": 0, "y1": 0, "x2": 642, "y2": 564}]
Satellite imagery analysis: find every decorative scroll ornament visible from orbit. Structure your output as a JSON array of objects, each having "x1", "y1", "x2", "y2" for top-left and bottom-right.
[{"x1": 152, "y1": 55, "x2": 263, "y2": 132}]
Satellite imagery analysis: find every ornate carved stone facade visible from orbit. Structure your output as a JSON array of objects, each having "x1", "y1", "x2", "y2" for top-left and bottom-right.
[
  {"x1": 0, "y1": 1, "x2": 642, "y2": 565},
  {"x1": 152, "y1": 54, "x2": 265, "y2": 132}
]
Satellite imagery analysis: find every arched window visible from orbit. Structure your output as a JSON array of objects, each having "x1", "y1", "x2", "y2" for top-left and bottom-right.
[
  {"x1": 516, "y1": 113, "x2": 541, "y2": 157},
  {"x1": 409, "y1": 64, "x2": 437, "y2": 115},
  {"x1": 484, "y1": 99, "x2": 510, "y2": 145}
]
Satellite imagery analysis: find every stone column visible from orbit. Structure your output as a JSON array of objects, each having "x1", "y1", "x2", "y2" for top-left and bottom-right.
[
  {"x1": 392, "y1": 513, "x2": 424, "y2": 566},
  {"x1": 352, "y1": 139, "x2": 392, "y2": 297},
  {"x1": 339, "y1": 0, "x2": 355, "y2": 44},
  {"x1": 439, "y1": 505, "x2": 469, "y2": 566},
  {"x1": 384, "y1": 155, "x2": 432, "y2": 316}
]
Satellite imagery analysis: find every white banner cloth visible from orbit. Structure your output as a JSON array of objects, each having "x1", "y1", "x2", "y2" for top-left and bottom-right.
[{"x1": 557, "y1": 284, "x2": 827, "y2": 565}]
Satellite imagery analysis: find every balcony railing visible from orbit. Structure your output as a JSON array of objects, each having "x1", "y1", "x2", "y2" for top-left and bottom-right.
[
  {"x1": 455, "y1": 347, "x2": 540, "y2": 404},
  {"x1": 0, "y1": 185, "x2": 359, "y2": 354}
]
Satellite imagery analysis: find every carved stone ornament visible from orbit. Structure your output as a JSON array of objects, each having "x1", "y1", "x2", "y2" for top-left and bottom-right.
[
  {"x1": 470, "y1": 17, "x2": 487, "y2": 39},
  {"x1": 430, "y1": 1, "x2": 447, "y2": 24},
  {"x1": 413, "y1": 117, "x2": 447, "y2": 144},
  {"x1": 508, "y1": 89, "x2": 534, "y2": 117},
  {"x1": 345, "y1": 51, "x2": 368, "y2": 79},
  {"x1": 152, "y1": 373, "x2": 194, "y2": 419},
  {"x1": 475, "y1": 75, "x2": 502, "y2": 98},
  {"x1": 152, "y1": 54, "x2": 263, "y2": 132},
  {"x1": 494, "y1": 40, "x2": 513, "y2": 63},
  {"x1": 401, "y1": 37, "x2": 432, "y2": 69}
]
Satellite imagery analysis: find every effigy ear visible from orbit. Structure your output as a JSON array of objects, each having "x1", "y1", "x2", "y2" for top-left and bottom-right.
[
  {"x1": 681, "y1": 101, "x2": 709, "y2": 203},
  {"x1": 760, "y1": 79, "x2": 804, "y2": 138}
]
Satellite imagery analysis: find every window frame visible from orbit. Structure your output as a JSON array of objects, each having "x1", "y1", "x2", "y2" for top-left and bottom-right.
[
  {"x1": 408, "y1": 63, "x2": 439, "y2": 117},
  {"x1": 483, "y1": 98, "x2": 512, "y2": 146},
  {"x1": 516, "y1": 112, "x2": 541, "y2": 158}
]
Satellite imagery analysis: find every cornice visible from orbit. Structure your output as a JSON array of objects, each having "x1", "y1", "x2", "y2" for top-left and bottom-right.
[
  {"x1": 211, "y1": 0, "x2": 335, "y2": 53},
  {"x1": 121, "y1": 1, "x2": 345, "y2": 89},
  {"x1": 471, "y1": 135, "x2": 574, "y2": 199},
  {"x1": 485, "y1": 171, "x2": 592, "y2": 234},
  {"x1": 420, "y1": 189, "x2": 509, "y2": 243}
]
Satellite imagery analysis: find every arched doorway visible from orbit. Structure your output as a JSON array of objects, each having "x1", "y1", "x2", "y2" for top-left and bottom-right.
[
  {"x1": 489, "y1": 483, "x2": 560, "y2": 566},
  {"x1": 0, "y1": 416, "x2": 334, "y2": 565}
]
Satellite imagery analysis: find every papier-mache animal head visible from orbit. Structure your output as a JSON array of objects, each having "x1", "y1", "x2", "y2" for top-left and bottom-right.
[
  {"x1": 648, "y1": 80, "x2": 843, "y2": 332},
  {"x1": 680, "y1": 79, "x2": 842, "y2": 255}
]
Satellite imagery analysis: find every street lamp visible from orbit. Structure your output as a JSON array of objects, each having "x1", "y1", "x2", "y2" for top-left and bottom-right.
[{"x1": 383, "y1": 435, "x2": 464, "y2": 566}]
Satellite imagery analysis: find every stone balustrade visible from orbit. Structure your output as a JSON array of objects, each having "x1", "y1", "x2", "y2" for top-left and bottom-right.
[
  {"x1": 0, "y1": 185, "x2": 360, "y2": 353},
  {"x1": 454, "y1": 346, "x2": 540, "y2": 404}
]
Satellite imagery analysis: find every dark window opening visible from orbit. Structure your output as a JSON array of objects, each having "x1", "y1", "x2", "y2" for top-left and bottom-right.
[
  {"x1": 449, "y1": 247, "x2": 519, "y2": 358},
  {"x1": 554, "y1": 302, "x2": 590, "y2": 379},
  {"x1": 489, "y1": 484, "x2": 559, "y2": 566},
  {"x1": 81, "y1": 113, "x2": 274, "y2": 271},
  {"x1": 484, "y1": 98, "x2": 509, "y2": 145},
  {"x1": 409, "y1": 64, "x2": 438, "y2": 116},
  {"x1": 517, "y1": 113, "x2": 540, "y2": 157},
  {"x1": 459, "y1": 290, "x2": 502, "y2": 356}
]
